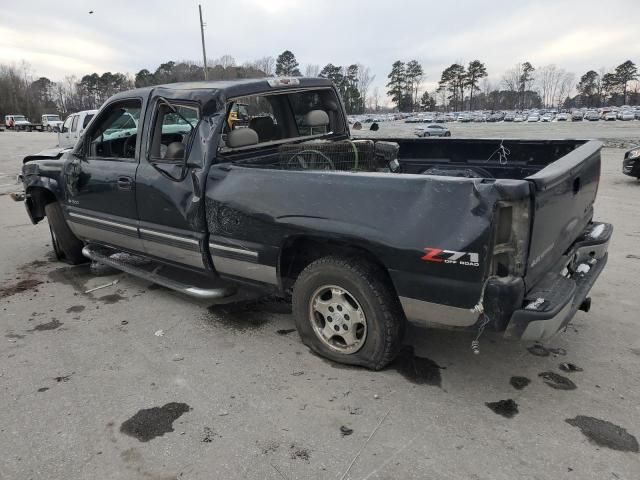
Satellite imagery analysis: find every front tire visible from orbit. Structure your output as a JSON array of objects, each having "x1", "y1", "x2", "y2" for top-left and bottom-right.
[
  {"x1": 45, "y1": 202, "x2": 87, "y2": 264},
  {"x1": 292, "y1": 256, "x2": 405, "y2": 370}
]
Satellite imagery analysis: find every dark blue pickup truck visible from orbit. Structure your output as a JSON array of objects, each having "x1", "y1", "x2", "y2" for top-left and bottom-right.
[{"x1": 16, "y1": 77, "x2": 612, "y2": 369}]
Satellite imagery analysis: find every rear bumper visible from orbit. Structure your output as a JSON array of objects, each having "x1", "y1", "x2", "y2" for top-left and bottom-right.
[{"x1": 504, "y1": 222, "x2": 612, "y2": 341}]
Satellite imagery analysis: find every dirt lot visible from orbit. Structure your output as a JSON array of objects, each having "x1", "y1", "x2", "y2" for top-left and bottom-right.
[{"x1": 1, "y1": 126, "x2": 639, "y2": 479}]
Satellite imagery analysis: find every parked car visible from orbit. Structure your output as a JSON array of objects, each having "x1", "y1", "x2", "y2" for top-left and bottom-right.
[
  {"x1": 42, "y1": 114, "x2": 63, "y2": 132},
  {"x1": 503, "y1": 113, "x2": 515, "y2": 122},
  {"x1": 555, "y1": 113, "x2": 569, "y2": 121},
  {"x1": 584, "y1": 111, "x2": 600, "y2": 121},
  {"x1": 527, "y1": 114, "x2": 540, "y2": 122},
  {"x1": 541, "y1": 113, "x2": 554, "y2": 122},
  {"x1": 415, "y1": 124, "x2": 451, "y2": 137},
  {"x1": 622, "y1": 146, "x2": 640, "y2": 178},
  {"x1": 58, "y1": 110, "x2": 98, "y2": 148},
  {"x1": 571, "y1": 112, "x2": 584, "y2": 121},
  {"x1": 604, "y1": 112, "x2": 617, "y2": 121},
  {"x1": 15, "y1": 77, "x2": 611, "y2": 369},
  {"x1": 619, "y1": 110, "x2": 635, "y2": 121},
  {"x1": 513, "y1": 114, "x2": 526, "y2": 122}
]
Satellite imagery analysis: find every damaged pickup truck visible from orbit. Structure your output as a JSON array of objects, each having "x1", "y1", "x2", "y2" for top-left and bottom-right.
[{"x1": 16, "y1": 77, "x2": 612, "y2": 369}]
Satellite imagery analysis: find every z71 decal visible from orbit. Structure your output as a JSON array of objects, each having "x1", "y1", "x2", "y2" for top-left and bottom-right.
[{"x1": 422, "y1": 248, "x2": 480, "y2": 267}]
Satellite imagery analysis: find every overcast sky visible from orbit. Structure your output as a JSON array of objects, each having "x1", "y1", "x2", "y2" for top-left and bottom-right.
[{"x1": 2, "y1": 0, "x2": 639, "y2": 102}]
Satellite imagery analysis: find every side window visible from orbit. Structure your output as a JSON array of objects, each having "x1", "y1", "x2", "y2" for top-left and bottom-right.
[
  {"x1": 149, "y1": 102, "x2": 200, "y2": 162},
  {"x1": 61, "y1": 116, "x2": 73, "y2": 133},
  {"x1": 86, "y1": 100, "x2": 142, "y2": 160},
  {"x1": 82, "y1": 114, "x2": 94, "y2": 129},
  {"x1": 71, "y1": 115, "x2": 79, "y2": 132}
]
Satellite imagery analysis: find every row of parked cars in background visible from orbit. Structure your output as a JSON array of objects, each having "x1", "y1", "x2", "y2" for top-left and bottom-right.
[{"x1": 399, "y1": 106, "x2": 640, "y2": 124}]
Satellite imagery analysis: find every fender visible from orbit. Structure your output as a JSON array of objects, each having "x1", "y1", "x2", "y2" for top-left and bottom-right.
[{"x1": 22, "y1": 157, "x2": 67, "y2": 224}]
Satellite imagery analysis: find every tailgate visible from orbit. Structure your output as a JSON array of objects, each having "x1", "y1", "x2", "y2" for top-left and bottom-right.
[{"x1": 524, "y1": 140, "x2": 602, "y2": 287}]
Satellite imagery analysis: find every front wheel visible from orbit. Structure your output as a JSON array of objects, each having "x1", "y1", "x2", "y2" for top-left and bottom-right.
[
  {"x1": 45, "y1": 202, "x2": 87, "y2": 264},
  {"x1": 444, "y1": 131, "x2": 451, "y2": 137},
  {"x1": 292, "y1": 256, "x2": 405, "y2": 370}
]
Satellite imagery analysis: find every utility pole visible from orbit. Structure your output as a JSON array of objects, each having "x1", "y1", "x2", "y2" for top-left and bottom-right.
[{"x1": 199, "y1": 4, "x2": 208, "y2": 80}]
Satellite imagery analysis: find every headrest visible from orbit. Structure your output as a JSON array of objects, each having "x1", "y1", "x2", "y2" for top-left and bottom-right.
[
  {"x1": 226, "y1": 128, "x2": 259, "y2": 148},
  {"x1": 164, "y1": 142, "x2": 185, "y2": 160},
  {"x1": 302, "y1": 110, "x2": 329, "y2": 127}
]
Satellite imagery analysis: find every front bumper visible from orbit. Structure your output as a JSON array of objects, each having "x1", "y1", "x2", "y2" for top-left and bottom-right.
[
  {"x1": 623, "y1": 157, "x2": 640, "y2": 177},
  {"x1": 504, "y1": 222, "x2": 612, "y2": 341}
]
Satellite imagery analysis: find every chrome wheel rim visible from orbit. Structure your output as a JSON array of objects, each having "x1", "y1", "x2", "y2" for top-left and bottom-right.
[{"x1": 309, "y1": 285, "x2": 367, "y2": 354}]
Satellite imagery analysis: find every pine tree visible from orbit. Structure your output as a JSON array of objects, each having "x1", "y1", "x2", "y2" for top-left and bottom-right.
[
  {"x1": 386, "y1": 61, "x2": 406, "y2": 110},
  {"x1": 466, "y1": 60, "x2": 487, "y2": 110},
  {"x1": 275, "y1": 50, "x2": 301, "y2": 76}
]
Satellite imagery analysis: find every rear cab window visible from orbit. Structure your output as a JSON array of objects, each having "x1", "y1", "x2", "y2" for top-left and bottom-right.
[{"x1": 221, "y1": 88, "x2": 345, "y2": 151}]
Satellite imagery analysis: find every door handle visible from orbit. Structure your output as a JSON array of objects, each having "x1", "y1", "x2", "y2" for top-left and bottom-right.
[{"x1": 117, "y1": 176, "x2": 133, "y2": 191}]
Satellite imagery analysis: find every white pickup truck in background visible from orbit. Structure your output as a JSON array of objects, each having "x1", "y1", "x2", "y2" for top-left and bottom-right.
[
  {"x1": 41, "y1": 114, "x2": 64, "y2": 132},
  {"x1": 58, "y1": 110, "x2": 97, "y2": 148}
]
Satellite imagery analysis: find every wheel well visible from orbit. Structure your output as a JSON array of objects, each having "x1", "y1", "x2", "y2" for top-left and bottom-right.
[
  {"x1": 26, "y1": 186, "x2": 56, "y2": 223},
  {"x1": 279, "y1": 236, "x2": 396, "y2": 293}
]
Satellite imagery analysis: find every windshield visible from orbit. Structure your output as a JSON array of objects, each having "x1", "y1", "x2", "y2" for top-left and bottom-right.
[
  {"x1": 45, "y1": 115, "x2": 60, "y2": 121},
  {"x1": 14, "y1": 116, "x2": 27, "y2": 121}
]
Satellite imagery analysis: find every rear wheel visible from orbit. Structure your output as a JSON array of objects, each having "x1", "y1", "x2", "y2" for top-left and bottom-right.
[
  {"x1": 46, "y1": 126, "x2": 52, "y2": 132},
  {"x1": 44, "y1": 202, "x2": 87, "y2": 264},
  {"x1": 292, "y1": 256, "x2": 405, "y2": 370},
  {"x1": 444, "y1": 131, "x2": 451, "y2": 137}
]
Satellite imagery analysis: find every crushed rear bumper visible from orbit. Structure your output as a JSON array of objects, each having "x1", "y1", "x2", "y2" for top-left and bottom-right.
[{"x1": 504, "y1": 222, "x2": 612, "y2": 341}]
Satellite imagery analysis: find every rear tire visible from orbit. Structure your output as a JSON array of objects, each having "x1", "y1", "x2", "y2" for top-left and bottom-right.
[
  {"x1": 292, "y1": 256, "x2": 405, "y2": 370},
  {"x1": 444, "y1": 131, "x2": 451, "y2": 137},
  {"x1": 45, "y1": 202, "x2": 87, "y2": 264}
]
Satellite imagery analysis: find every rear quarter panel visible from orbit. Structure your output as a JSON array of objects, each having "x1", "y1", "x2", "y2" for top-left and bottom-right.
[{"x1": 205, "y1": 166, "x2": 527, "y2": 308}]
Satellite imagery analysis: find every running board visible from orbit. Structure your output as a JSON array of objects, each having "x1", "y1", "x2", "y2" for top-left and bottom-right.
[{"x1": 82, "y1": 245, "x2": 236, "y2": 300}]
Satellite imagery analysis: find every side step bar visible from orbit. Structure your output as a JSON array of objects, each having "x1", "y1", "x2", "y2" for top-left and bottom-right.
[{"x1": 82, "y1": 245, "x2": 236, "y2": 300}]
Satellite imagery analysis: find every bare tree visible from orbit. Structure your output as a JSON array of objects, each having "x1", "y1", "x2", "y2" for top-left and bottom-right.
[
  {"x1": 305, "y1": 64, "x2": 320, "y2": 77},
  {"x1": 356, "y1": 64, "x2": 374, "y2": 113},
  {"x1": 253, "y1": 56, "x2": 275, "y2": 76}
]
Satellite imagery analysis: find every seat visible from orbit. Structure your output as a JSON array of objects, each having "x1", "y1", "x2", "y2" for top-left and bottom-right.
[
  {"x1": 164, "y1": 142, "x2": 185, "y2": 161},
  {"x1": 302, "y1": 110, "x2": 330, "y2": 135},
  {"x1": 226, "y1": 128, "x2": 259, "y2": 148},
  {"x1": 249, "y1": 116, "x2": 280, "y2": 143}
]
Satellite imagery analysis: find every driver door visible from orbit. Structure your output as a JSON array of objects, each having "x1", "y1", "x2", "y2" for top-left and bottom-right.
[{"x1": 64, "y1": 98, "x2": 144, "y2": 253}]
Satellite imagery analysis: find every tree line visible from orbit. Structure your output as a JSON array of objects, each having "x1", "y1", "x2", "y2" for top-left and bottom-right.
[
  {"x1": 2, "y1": 51, "x2": 639, "y2": 121},
  {"x1": 385, "y1": 58, "x2": 639, "y2": 112}
]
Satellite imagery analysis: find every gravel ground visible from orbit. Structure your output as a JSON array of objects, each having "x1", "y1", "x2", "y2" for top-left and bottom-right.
[{"x1": 1, "y1": 125, "x2": 639, "y2": 479}]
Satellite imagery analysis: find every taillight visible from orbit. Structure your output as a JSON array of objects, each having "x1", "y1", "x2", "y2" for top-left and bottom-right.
[{"x1": 491, "y1": 201, "x2": 530, "y2": 277}]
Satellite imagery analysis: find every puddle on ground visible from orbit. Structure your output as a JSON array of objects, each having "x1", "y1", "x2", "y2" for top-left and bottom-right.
[
  {"x1": 510, "y1": 376, "x2": 531, "y2": 390},
  {"x1": 289, "y1": 444, "x2": 311, "y2": 461},
  {"x1": 206, "y1": 296, "x2": 291, "y2": 332},
  {"x1": 29, "y1": 318, "x2": 63, "y2": 332},
  {"x1": 37, "y1": 387, "x2": 49, "y2": 393},
  {"x1": 66, "y1": 305, "x2": 85, "y2": 313},
  {"x1": 5, "y1": 333, "x2": 26, "y2": 339},
  {"x1": 97, "y1": 293, "x2": 127, "y2": 304},
  {"x1": 120, "y1": 402, "x2": 191, "y2": 442},
  {"x1": 539, "y1": 371, "x2": 576, "y2": 390},
  {"x1": 486, "y1": 399, "x2": 519, "y2": 418},
  {"x1": 48, "y1": 265, "x2": 93, "y2": 293},
  {"x1": 528, "y1": 344, "x2": 567, "y2": 357},
  {"x1": 276, "y1": 328, "x2": 296, "y2": 335},
  {"x1": 566, "y1": 416, "x2": 639, "y2": 452},
  {"x1": 0, "y1": 279, "x2": 43, "y2": 299},
  {"x1": 389, "y1": 346, "x2": 445, "y2": 387}
]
